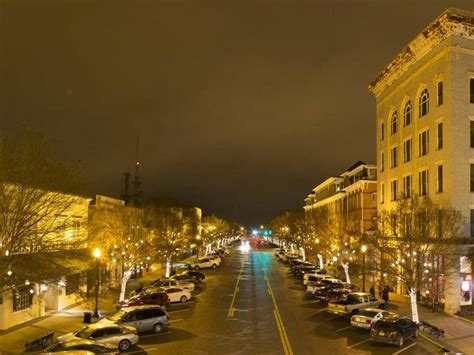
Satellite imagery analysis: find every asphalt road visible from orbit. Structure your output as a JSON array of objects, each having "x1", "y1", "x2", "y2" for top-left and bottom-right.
[{"x1": 125, "y1": 247, "x2": 443, "y2": 354}]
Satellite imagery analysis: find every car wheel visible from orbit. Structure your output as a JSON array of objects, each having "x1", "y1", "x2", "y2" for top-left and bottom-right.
[
  {"x1": 379, "y1": 303, "x2": 385, "y2": 309},
  {"x1": 212, "y1": 264, "x2": 217, "y2": 269},
  {"x1": 397, "y1": 336, "x2": 404, "y2": 347},
  {"x1": 180, "y1": 295, "x2": 188, "y2": 303},
  {"x1": 153, "y1": 323, "x2": 164, "y2": 333},
  {"x1": 119, "y1": 339, "x2": 131, "y2": 351},
  {"x1": 194, "y1": 266, "x2": 200, "y2": 270}
]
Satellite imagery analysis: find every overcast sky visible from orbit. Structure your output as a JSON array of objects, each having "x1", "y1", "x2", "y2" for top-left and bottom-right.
[{"x1": 2, "y1": 0, "x2": 474, "y2": 226}]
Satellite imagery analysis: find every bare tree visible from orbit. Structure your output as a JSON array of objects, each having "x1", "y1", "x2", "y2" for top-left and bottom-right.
[
  {"x1": 89, "y1": 205, "x2": 151, "y2": 302},
  {"x1": 367, "y1": 195, "x2": 464, "y2": 322},
  {"x1": 146, "y1": 204, "x2": 191, "y2": 278},
  {"x1": 0, "y1": 129, "x2": 88, "y2": 291}
]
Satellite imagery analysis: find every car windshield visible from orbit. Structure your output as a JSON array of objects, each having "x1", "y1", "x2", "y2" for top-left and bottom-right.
[
  {"x1": 358, "y1": 310, "x2": 379, "y2": 318},
  {"x1": 74, "y1": 326, "x2": 95, "y2": 338},
  {"x1": 108, "y1": 310, "x2": 127, "y2": 321}
]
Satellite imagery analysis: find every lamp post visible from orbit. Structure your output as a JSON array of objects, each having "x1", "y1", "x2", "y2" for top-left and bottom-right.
[
  {"x1": 92, "y1": 248, "x2": 102, "y2": 317},
  {"x1": 361, "y1": 245, "x2": 367, "y2": 292}
]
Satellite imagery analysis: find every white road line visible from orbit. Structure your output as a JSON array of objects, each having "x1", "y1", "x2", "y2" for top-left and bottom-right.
[
  {"x1": 169, "y1": 318, "x2": 183, "y2": 323},
  {"x1": 393, "y1": 342, "x2": 417, "y2": 354},
  {"x1": 347, "y1": 338, "x2": 370, "y2": 349},
  {"x1": 336, "y1": 325, "x2": 353, "y2": 332},
  {"x1": 168, "y1": 308, "x2": 191, "y2": 313}
]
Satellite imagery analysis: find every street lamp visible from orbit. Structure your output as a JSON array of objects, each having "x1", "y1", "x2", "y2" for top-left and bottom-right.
[
  {"x1": 92, "y1": 248, "x2": 102, "y2": 317},
  {"x1": 361, "y1": 245, "x2": 367, "y2": 292}
]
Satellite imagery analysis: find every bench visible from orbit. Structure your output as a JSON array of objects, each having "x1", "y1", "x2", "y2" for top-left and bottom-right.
[
  {"x1": 420, "y1": 320, "x2": 445, "y2": 338},
  {"x1": 24, "y1": 331, "x2": 55, "y2": 352}
]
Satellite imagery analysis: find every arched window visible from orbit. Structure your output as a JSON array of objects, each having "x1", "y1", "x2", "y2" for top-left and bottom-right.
[
  {"x1": 391, "y1": 111, "x2": 398, "y2": 135},
  {"x1": 419, "y1": 88, "x2": 429, "y2": 117},
  {"x1": 403, "y1": 101, "x2": 412, "y2": 126}
]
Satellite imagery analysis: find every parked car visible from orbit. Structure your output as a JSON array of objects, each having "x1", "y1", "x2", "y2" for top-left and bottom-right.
[
  {"x1": 207, "y1": 254, "x2": 223, "y2": 264},
  {"x1": 187, "y1": 257, "x2": 219, "y2": 270},
  {"x1": 43, "y1": 339, "x2": 118, "y2": 354},
  {"x1": 370, "y1": 316, "x2": 419, "y2": 347},
  {"x1": 307, "y1": 278, "x2": 342, "y2": 294},
  {"x1": 56, "y1": 323, "x2": 138, "y2": 352},
  {"x1": 327, "y1": 292, "x2": 386, "y2": 316},
  {"x1": 303, "y1": 271, "x2": 330, "y2": 285},
  {"x1": 151, "y1": 278, "x2": 195, "y2": 291},
  {"x1": 350, "y1": 308, "x2": 398, "y2": 330},
  {"x1": 99, "y1": 305, "x2": 169, "y2": 333},
  {"x1": 156, "y1": 287, "x2": 192, "y2": 303},
  {"x1": 186, "y1": 270, "x2": 206, "y2": 281},
  {"x1": 312, "y1": 280, "x2": 355, "y2": 299},
  {"x1": 117, "y1": 292, "x2": 170, "y2": 310}
]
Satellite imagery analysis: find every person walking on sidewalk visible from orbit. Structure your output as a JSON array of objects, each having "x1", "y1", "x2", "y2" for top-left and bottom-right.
[
  {"x1": 382, "y1": 286, "x2": 389, "y2": 306},
  {"x1": 370, "y1": 285, "x2": 375, "y2": 299}
]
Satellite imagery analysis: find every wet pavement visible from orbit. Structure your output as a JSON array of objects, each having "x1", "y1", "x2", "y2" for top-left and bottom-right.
[{"x1": 125, "y1": 247, "x2": 443, "y2": 354}]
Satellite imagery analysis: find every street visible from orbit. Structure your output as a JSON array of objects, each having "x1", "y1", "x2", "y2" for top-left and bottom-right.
[{"x1": 124, "y1": 247, "x2": 443, "y2": 354}]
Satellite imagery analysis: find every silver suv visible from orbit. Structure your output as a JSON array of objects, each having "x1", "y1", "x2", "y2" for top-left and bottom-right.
[{"x1": 99, "y1": 305, "x2": 169, "y2": 333}]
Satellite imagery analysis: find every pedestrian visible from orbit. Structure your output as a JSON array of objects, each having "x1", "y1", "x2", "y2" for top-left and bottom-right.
[
  {"x1": 382, "y1": 285, "x2": 389, "y2": 305},
  {"x1": 370, "y1": 285, "x2": 375, "y2": 298}
]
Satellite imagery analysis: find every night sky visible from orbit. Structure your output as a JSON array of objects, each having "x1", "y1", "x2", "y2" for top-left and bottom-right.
[{"x1": 2, "y1": 0, "x2": 474, "y2": 226}]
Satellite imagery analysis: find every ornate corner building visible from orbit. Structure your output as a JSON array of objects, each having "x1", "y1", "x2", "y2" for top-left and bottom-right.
[{"x1": 369, "y1": 8, "x2": 474, "y2": 314}]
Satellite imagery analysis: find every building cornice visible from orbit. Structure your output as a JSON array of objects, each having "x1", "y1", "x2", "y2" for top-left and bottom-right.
[{"x1": 369, "y1": 8, "x2": 474, "y2": 98}]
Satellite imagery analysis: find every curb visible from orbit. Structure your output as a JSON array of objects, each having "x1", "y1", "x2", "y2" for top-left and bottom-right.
[{"x1": 419, "y1": 333, "x2": 462, "y2": 354}]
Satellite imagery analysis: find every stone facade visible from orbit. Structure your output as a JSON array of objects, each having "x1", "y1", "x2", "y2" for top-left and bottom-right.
[{"x1": 370, "y1": 8, "x2": 474, "y2": 314}]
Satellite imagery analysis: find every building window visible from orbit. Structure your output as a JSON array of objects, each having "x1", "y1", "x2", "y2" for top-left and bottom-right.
[
  {"x1": 391, "y1": 146, "x2": 398, "y2": 168},
  {"x1": 419, "y1": 169, "x2": 429, "y2": 196},
  {"x1": 437, "y1": 122, "x2": 443, "y2": 150},
  {"x1": 391, "y1": 111, "x2": 398, "y2": 135},
  {"x1": 403, "y1": 175, "x2": 412, "y2": 198},
  {"x1": 471, "y1": 164, "x2": 474, "y2": 192},
  {"x1": 418, "y1": 130, "x2": 429, "y2": 157},
  {"x1": 471, "y1": 121, "x2": 474, "y2": 148},
  {"x1": 437, "y1": 165, "x2": 443, "y2": 193},
  {"x1": 403, "y1": 101, "x2": 412, "y2": 126},
  {"x1": 471, "y1": 209, "x2": 474, "y2": 237},
  {"x1": 437, "y1": 81, "x2": 443, "y2": 106},
  {"x1": 403, "y1": 139, "x2": 412, "y2": 163},
  {"x1": 380, "y1": 152, "x2": 385, "y2": 172},
  {"x1": 470, "y1": 78, "x2": 474, "y2": 104},
  {"x1": 13, "y1": 287, "x2": 34, "y2": 312},
  {"x1": 381, "y1": 183, "x2": 384, "y2": 204},
  {"x1": 419, "y1": 88, "x2": 429, "y2": 117},
  {"x1": 391, "y1": 180, "x2": 398, "y2": 201},
  {"x1": 381, "y1": 122, "x2": 385, "y2": 141}
]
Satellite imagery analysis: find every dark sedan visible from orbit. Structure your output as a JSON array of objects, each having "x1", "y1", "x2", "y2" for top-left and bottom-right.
[
  {"x1": 370, "y1": 316, "x2": 419, "y2": 347},
  {"x1": 117, "y1": 292, "x2": 170, "y2": 310}
]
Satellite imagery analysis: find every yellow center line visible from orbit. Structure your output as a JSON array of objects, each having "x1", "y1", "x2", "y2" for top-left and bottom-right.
[
  {"x1": 262, "y1": 266, "x2": 294, "y2": 355},
  {"x1": 227, "y1": 258, "x2": 245, "y2": 317}
]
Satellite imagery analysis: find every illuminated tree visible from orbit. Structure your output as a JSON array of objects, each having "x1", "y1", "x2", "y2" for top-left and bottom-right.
[
  {"x1": 367, "y1": 195, "x2": 464, "y2": 322},
  {"x1": 89, "y1": 205, "x2": 151, "y2": 302},
  {"x1": 201, "y1": 215, "x2": 231, "y2": 254}
]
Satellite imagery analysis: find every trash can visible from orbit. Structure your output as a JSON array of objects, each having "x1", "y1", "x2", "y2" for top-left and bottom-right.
[{"x1": 83, "y1": 311, "x2": 92, "y2": 324}]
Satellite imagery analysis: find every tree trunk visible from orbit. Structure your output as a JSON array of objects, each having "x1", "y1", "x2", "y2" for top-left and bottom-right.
[
  {"x1": 119, "y1": 269, "x2": 133, "y2": 302},
  {"x1": 341, "y1": 261, "x2": 351, "y2": 284},
  {"x1": 165, "y1": 257, "x2": 171, "y2": 278},
  {"x1": 317, "y1": 254, "x2": 324, "y2": 270},
  {"x1": 300, "y1": 247, "x2": 306, "y2": 261},
  {"x1": 409, "y1": 288, "x2": 419, "y2": 323}
]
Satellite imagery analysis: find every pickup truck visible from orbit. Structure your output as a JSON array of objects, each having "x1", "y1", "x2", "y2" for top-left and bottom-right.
[{"x1": 327, "y1": 292, "x2": 385, "y2": 316}]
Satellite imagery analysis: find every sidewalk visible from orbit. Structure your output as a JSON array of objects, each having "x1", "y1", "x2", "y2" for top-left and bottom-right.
[
  {"x1": 0, "y1": 268, "x2": 164, "y2": 355},
  {"x1": 387, "y1": 292, "x2": 474, "y2": 354}
]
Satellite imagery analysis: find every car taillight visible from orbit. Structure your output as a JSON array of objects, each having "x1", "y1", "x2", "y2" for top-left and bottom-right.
[
  {"x1": 344, "y1": 306, "x2": 348, "y2": 311},
  {"x1": 366, "y1": 319, "x2": 371, "y2": 324}
]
